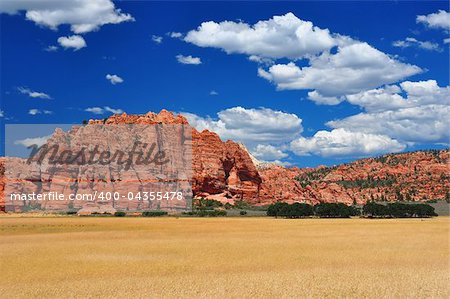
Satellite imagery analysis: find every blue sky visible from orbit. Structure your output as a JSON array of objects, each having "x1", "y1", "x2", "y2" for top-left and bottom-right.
[{"x1": 0, "y1": 1, "x2": 449, "y2": 167}]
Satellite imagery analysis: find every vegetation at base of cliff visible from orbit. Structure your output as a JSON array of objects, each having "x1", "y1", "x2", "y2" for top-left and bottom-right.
[
  {"x1": 315, "y1": 203, "x2": 360, "y2": 218},
  {"x1": 182, "y1": 210, "x2": 227, "y2": 217},
  {"x1": 267, "y1": 202, "x2": 315, "y2": 218},
  {"x1": 194, "y1": 198, "x2": 224, "y2": 209},
  {"x1": 267, "y1": 202, "x2": 359, "y2": 218},
  {"x1": 194, "y1": 198, "x2": 263, "y2": 211},
  {"x1": 183, "y1": 198, "x2": 227, "y2": 217},
  {"x1": 114, "y1": 211, "x2": 126, "y2": 217},
  {"x1": 142, "y1": 211, "x2": 168, "y2": 217},
  {"x1": 362, "y1": 202, "x2": 437, "y2": 218},
  {"x1": 267, "y1": 202, "x2": 437, "y2": 218}
]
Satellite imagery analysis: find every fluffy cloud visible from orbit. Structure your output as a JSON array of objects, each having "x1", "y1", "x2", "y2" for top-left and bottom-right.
[
  {"x1": 184, "y1": 13, "x2": 421, "y2": 99},
  {"x1": 328, "y1": 80, "x2": 450, "y2": 144},
  {"x1": 85, "y1": 106, "x2": 123, "y2": 115},
  {"x1": 248, "y1": 55, "x2": 274, "y2": 65},
  {"x1": 183, "y1": 106, "x2": 303, "y2": 146},
  {"x1": 185, "y1": 12, "x2": 336, "y2": 59},
  {"x1": 14, "y1": 135, "x2": 52, "y2": 147},
  {"x1": 0, "y1": 110, "x2": 4, "y2": 117},
  {"x1": 290, "y1": 128, "x2": 405, "y2": 157},
  {"x1": 176, "y1": 54, "x2": 202, "y2": 65},
  {"x1": 328, "y1": 105, "x2": 450, "y2": 145},
  {"x1": 57, "y1": 35, "x2": 86, "y2": 50},
  {"x1": 18, "y1": 87, "x2": 51, "y2": 99},
  {"x1": 106, "y1": 74, "x2": 124, "y2": 85},
  {"x1": 184, "y1": 107, "x2": 301, "y2": 163},
  {"x1": 168, "y1": 32, "x2": 183, "y2": 38},
  {"x1": 209, "y1": 90, "x2": 219, "y2": 96},
  {"x1": 44, "y1": 45, "x2": 58, "y2": 52},
  {"x1": 307, "y1": 91, "x2": 345, "y2": 105},
  {"x1": 28, "y1": 109, "x2": 39, "y2": 115},
  {"x1": 393, "y1": 37, "x2": 441, "y2": 51},
  {"x1": 290, "y1": 80, "x2": 450, "y2": 157},
  {"x1": 417, "y1": 10, "x2": 450, "y2": 32},
  {"x1": 152, "y1": 35, "x2": 163, "y2": 44},
  {"x1": 258, "y1": 42, "x2": 421, "y2": 99},
  {"x1": 0, "y1": 0, "x2": 134, "y2": 34},
  {"x1": 28, "y1": 109, "x2": 52, "y2": 115},
  {"x1": 345, "y1": 80, "x2": 450, "y2": 112},
  {"x1": 252, "y1": 144, "x2": 288, "y2": 160},
  {"x1": 444, "y1": 38, "x2": 450, "y2": 44}
]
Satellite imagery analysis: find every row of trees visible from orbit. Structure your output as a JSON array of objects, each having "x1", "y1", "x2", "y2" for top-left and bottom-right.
[
  {"x1": 267, "y1": 202, "x2": 359, "y2": 218},
  {"x1": 362, "y1": 202, "x2": 437, "y2": 218},
  {"x1": 267, "y1": 202, "x2": 437, "y2": 218}
]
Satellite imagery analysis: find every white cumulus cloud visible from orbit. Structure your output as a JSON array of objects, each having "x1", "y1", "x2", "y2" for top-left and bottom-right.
[
  {"x1": 0, "y1": 0, "x2": 134, "y2": 34},
  {"x1": 28, "y1": 109, "x2": 52, "y2": 115},
  {"x1": 44, "y1": 45, "x2": 58, "y2": 52},
  {"x1": 18, "y1": 87, "x2": 51, "y2": 99},
  {"x1": 106, "y1": 74, "x2": 124, "y2": 85},
  {"x1": 185, "y1": 13, "x2": 421, "y2": 99},
  {"x1": 57, "y1": 35, "x2": 86, "y2": 50},
  {"x1": 152, "y1": 35, "x2": 163, "y2": 44},
  {"x1": 185, "y1": 12, "x2": 336, "y2": 59},
  {"x1": 252, "y1": 144, "x2": 288, "y2": 160},
  {"x1": 176, "y1": 54, "x2": 202, "y2": 65},
  {"x1": 290, "y1": 128, "x2": 405, "y2": 158},
  {"x1": 168, "y1": 32, "x2": 183, "y2": 38},
  {"x1": 14, "y1": 135, "x2": 52, "y2": 148},
  {"x1": 28, "y1": 109, "x2": 40, "y2": 115},
  {"x1": 85, "y1": 106, "x2": 124, "y2": 115},
  {"x1": 328, "y1": 80, "x2": 450, "y2": 145},
  {"x1": 258, "y1": 42, "x2": 421, "y2": 99},
  {"x1": 393, "y1": 37, "x2": 441, "y2": 51},
  {"x1": 183, "y1": 106, "x2": 303, "y2": 146},
  {"x1": 417, "y1": 10, "x2": 450, "y2": 32}
]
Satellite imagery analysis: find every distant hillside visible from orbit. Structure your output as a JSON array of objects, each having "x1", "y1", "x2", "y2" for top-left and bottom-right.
[{"x1": 286, "y1": 150, "x2": 449, "y2": 205}]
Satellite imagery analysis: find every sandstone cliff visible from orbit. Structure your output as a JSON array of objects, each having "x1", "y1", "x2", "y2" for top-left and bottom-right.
[{"x1": 1, "y1": 110, "x2": 449, "y2": 211}]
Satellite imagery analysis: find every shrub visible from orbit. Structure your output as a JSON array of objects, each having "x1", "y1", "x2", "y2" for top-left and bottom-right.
[
  {"x1": 224, "y1": 203, "x2": 233, "y2": 210},
  {"x1": 142, "y1": 211, "x2": 168, "y2": 217},
  {"x1": 267, "y1": 202, "x2": 290, "y2": 217},
  {"x1": 387, "y1": 203, "x2": 410, "y2": 218},
  {"x1": 267, "y1": 202, "x2": 314, "y2": 218},
  {"x1": 363, "y1": 202, "x2": 389, "y2": 217},
  {"x1": 362, "y1": 202, "x2": 437, "y2": 218},
  {"x1": 410, "y1": 204, "x2": 437, "y2": 217},
  {"x1": 233, "y1": 200, "x2": 250, "y2": 209},
  {"x1": 240, "y1": 210, "x2": 247, "y2": 216},
  {"x1": 314, "y1": 203, "x2": 353, "y2": 218},
  {"x1": 199, "y1": 210, "x2": 226, "y2": 217},
  {"x1": 349, "y1": 205, "x2": 361, "y2": 216},
  {"x1": 182, "y1": 210, "x2": 227, "y2": 217},
  {"x1": 194, "y1": 198, "x2": 223, "y2": 209},
  {"x1": 114, "y1": 211, "x2": 126, "y2": 217}
]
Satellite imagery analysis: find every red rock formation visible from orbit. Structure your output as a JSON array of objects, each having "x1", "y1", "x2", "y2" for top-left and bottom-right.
[
  {"x1": 1, "y1": 110, "x2": 449, "y2": 212},
  {"x1": 262, "y1": 150, "x2": 450, "y2": 205}
]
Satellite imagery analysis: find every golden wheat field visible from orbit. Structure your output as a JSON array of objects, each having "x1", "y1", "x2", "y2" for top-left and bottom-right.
[{"x1": 0, "y1": 216, "x2": 449, "y2": 298}]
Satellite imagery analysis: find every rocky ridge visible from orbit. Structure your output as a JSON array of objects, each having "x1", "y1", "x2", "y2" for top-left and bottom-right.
[{"x1": 1, "y1": 110, "x2": 449, "y2": 211}]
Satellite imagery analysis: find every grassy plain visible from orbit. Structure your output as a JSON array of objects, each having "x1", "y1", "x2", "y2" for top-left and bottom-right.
[{"x1": 0, "y1": 216, "x2": 449, "y2": 298}]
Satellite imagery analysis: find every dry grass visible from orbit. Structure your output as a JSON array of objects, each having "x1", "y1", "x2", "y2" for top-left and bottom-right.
[{"x1": 0, "y1": 216, "x2": 449, "y2": 298}]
